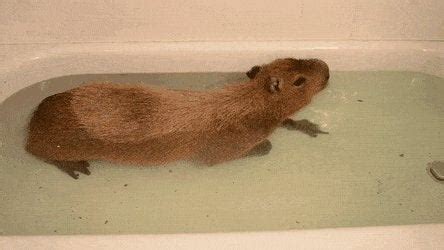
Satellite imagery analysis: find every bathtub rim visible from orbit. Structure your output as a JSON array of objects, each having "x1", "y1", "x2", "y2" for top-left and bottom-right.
[
  {"x1": 0, "y1": 40, "x2": 443, "y2": 103},
  {"x1": 1, "y1": 223, "x2": 443, "y2": 250}
]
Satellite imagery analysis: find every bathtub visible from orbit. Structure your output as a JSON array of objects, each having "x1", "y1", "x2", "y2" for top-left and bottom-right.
[
  {"x1": 0, "y1": 41, "x2": 443, "y2": 249},
  {"x1": 1, "y1": 41, "x2": 443, "y2": 103}
]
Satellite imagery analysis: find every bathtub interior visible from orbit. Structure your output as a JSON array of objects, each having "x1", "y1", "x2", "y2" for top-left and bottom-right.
[{"x1": 0, "y1": 66, "x2": 443, "y2": 235}]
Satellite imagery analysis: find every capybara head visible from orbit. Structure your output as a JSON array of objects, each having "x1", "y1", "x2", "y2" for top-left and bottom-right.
[{"x1": 246, "y1": 58, "x2": 330, "y2": 109}]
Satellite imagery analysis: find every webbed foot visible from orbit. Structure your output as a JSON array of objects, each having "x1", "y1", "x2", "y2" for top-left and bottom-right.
[
  {"x1": 282, "y1": 119, "x2": 329, "y2": 137},
  {"x1": 246, "y1": 139, "x2": 272, "y2": 157},
  {"x1": 50, "y1": 160, "x2": 91, "y2": 179}
]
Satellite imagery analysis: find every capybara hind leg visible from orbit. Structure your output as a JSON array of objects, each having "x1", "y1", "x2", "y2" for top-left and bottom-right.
[
  {"x1": 282, "y1": 119, "x2": 329, "y2": 137},
  {"x1": 245, "y1": 139, "x2": 272, "y2": 157},
  {"x1": 49, "y1": 160, "x2": 91, "y2": 179}
]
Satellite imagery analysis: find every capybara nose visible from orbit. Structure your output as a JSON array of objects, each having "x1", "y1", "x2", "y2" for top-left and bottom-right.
[
  {"x1": 310, "y1": 59, "x2": 330, "y2": 86},
  {"x1": 309, "y1": 58, "x2": 329, "y2": 77}
]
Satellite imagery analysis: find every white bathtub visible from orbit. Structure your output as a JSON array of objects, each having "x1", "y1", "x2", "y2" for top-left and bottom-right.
[
  {"x1": 1, "y1": 41, "x2": 443, "y2": 103},
  {"x1": 0, "y1": 41, "x2": 443, "y2": 249}
]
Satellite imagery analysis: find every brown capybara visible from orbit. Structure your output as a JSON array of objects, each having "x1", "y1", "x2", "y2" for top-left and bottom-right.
[{"x1": 26, "y1": 58, "x2": 330, "y2": 179}]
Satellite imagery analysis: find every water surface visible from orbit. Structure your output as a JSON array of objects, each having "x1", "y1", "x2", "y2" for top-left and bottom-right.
[{"x1": 0, "y1": 71, "x2": 443, "y2": 235}]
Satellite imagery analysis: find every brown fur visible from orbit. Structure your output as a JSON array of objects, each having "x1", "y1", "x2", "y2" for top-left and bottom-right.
[{"x1": 26, "y1": 58, "x2": 329, "y2": 168}]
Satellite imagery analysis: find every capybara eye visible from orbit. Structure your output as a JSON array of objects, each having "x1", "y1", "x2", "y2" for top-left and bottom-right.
[{"x1": 293, "y1": 77, "x2": 306, "y2": 87}]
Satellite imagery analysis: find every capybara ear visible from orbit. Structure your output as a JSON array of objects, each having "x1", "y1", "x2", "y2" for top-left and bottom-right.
[
  {"x1": 268, "y1": 77, "x2": 282, "y2": 93},
  {"x1": 246, "y1": 65, "x2": 261, "y2": 79}
]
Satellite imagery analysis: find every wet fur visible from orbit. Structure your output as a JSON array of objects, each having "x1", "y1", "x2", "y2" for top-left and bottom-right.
[{"x1": 26, "y1": 58, "x2": 329, "y2": 167}]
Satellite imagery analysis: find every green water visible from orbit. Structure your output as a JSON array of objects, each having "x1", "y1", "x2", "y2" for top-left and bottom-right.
[{"x1": 0, "y1": 71, "x2": 443, "y2": 235}]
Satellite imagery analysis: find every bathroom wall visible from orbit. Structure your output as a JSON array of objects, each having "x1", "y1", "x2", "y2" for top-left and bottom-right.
[{"x1": 0, "y1": 0, "x2": 443, "y2": 44}]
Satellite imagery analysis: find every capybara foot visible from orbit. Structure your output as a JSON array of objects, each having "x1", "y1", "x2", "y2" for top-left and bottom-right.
[
  {"x1": 49, "y1": 160, "x2": 91, "y2": 179},
  {"x1": 246, "y1": 139, "x2": 272, "y2": 157},
  {"x1": 282, "y1": 119, "x2": 329, "y2": 137}
]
